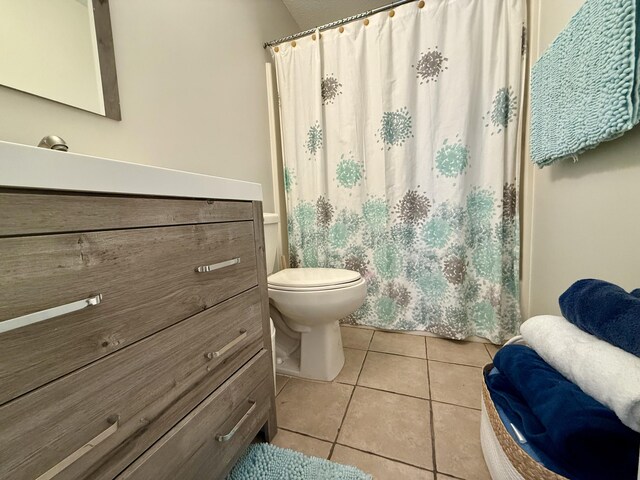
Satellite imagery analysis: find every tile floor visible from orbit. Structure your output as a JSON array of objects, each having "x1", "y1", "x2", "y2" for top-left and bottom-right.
[{"x1": 272, "y1": 326, "x2": 498, "y2": 480}]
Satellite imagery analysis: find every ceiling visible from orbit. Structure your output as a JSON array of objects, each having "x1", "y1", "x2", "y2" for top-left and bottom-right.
[{"x1": 282, "y1": 0, "x2": 391, "y2": 31}]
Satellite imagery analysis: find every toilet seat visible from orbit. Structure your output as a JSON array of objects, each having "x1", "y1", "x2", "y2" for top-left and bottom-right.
[
  {"x1": 268, "y1": 268, "x2": 362, "y2": 292},
  {"x1": 268, "y1": 278, "x2": 364, "y2": 292}
]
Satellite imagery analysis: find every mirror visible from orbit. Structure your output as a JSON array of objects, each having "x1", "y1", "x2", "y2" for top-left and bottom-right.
[{"x1": 0, "y1": 0, "x2": 121, "y2": 120}]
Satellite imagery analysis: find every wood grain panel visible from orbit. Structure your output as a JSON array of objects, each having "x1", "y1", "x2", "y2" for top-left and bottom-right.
[
  {"x1": 0, "y1": 289, "x2": 265, "y2": 480},
  {"x1": 252, "y1": 201, "x2": 278, "y2": 441},
  {"x1": 94, "y1": 0, "x2": 121, "y2": 120},
  {"x1": 0, "y1": 221, "x2": 257, "y2": 404},
  {"x1": 0, "y1": 190, "x2": 253, "y2": 236},
  {"x1": 117, "y1": 352, "x2": 271, "y2": 480}
]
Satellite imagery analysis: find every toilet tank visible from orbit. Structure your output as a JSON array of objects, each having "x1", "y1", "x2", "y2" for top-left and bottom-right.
[{"x1": 263, "y1": 213, "x2": 280, "y2": 275}]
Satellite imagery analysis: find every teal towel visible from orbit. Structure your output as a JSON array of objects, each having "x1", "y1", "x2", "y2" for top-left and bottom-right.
[
  {"x1": 530, "y1": 0, "x2": 640, "y2": 166},
  {"x1": 227, "y1": 443, "x2": 372, "y2": 480}
]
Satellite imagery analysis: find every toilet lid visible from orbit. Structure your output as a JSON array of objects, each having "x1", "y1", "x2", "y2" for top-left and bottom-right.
[{"x1": 268, "y1": 268, "x2": 361, "y2": 288}]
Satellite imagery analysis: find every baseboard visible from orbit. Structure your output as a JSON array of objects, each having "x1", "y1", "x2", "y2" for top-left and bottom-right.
[{"x1": 340, "y1": 323, "x2": 497, "y2": 345}]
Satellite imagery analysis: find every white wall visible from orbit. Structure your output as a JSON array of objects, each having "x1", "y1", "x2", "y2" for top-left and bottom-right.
[
  {"x1": 521, "y1": 0, "x2": 640, "y2": 317},
  {"x1": 0, "y1": 0, "x2": 299, "y2": 212}
]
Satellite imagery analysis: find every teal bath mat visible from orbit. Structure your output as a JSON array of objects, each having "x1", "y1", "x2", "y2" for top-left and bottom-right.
[
  {"x1": 530, "y1": 0, "x2": 640, "y2": 166},
  {"x1": 227, "y1": 443, "x2": 372, "y2": 480}
]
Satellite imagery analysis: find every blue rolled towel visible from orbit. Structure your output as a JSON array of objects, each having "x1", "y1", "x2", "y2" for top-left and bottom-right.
[
  {"x1": 559, "y1": 279, "x2": 640, "y2": 357},
  {"x1": 486, "y1": 370, "x2": 570, "y2": 478},
  {"x1": 488, "y1": 345, "x2": 640, "y2": 480}
]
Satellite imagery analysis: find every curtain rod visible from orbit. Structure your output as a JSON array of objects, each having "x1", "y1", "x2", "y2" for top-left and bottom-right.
[{"x1": 263, "y1": 0, "x2": 418, "y2": 48}]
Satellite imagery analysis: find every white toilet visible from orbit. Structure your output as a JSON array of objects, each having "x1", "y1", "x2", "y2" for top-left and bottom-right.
[{"x1": 263, "y1": 214, "x2": 367, "y2": 381}]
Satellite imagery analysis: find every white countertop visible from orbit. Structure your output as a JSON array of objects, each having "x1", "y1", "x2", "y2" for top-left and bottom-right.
[{"x1": 0, "y1": 140, "x2": 262, "y2": 201}]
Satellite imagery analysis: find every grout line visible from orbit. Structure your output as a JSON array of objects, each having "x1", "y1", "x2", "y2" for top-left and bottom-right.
[
  {"x1": 328, "y1": 346, "x2": 370, "y2": 460},
  {"x1": 275, "y1": 375, "x2": 291, "y2": 397},
  {"x1": 277, "y1": 426, "x2": 333, "y2": 444},
  {"x1": 365, "y1": 330, "x2": 374, "y2": 350},
  {"x1": 431, "y1": 399, "x2": 481, "y2": 412},
  {"x1": 334, "y1": 380, "x2": 358, "y2": 386},
  {"x1": 427, "y1": 353, "x2": 438, "y2": 475},
  {"x1": 365, "y1": 345, "x2": 488, "y2": 369},
  {"x1": 484, "y1": 343, "x2": 498, "y2": 360},
  {"x1": 333, "y1": 441, "x2": 436, "y2": 473},
  {"x1": 435, "y1": 472, "x2": 466, "y2": 480},
  {"x1": 424, "y1": 335, "x2": 428, "y2": 359},
  {"x1": 342, "y1": 386, "x2": 481, "y2": 412},
  {"x1": 345, "y1": 347, "x2": 491, "y2": 369},
  {"x1": 327, "y1": 393, "x2": 355, "y2": 459},
  {"x1": 429, "y1": 359, "x2": 485, "y2": 369},
  {"x1": 350, "y1": 384, "x2": 430, "y2": 401},
  {"x1": 335, "y1": 349, "x2": 366, "y2": 388},
  {"x1": 368, "y1": 347, "x2": 427, "y2": 360}
]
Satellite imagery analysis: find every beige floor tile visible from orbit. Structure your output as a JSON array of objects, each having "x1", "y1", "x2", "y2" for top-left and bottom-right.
[
  {"x1": 332, "y1": 445, "x2": 434, "y2": 480},
  {"x1": 369, "y1": 331, "x2": 426, "y2": 359},
  {"x1": 338, "y1": 387, "x2": 433, "y2": 469},
  {"x1": 426, "y1": 338, "x2": 491, "y2": 367},
  {"x1": 334, "y1": 348, "x2": 366, "y2": 385},
  {"x1": 276, "y1": 374, "x2": 290, "y2": 396},
  {"x1": 358, "y1": 352, "x2": 429, "y2": 398},
  {"x1": 276, "y1": 379, "x2": 353, "y2": 441},
  {"x1": 429, "y1": 361, "x2": 482, "y2": 409},
  {"x1": 485, "y1": 343, "x2": 500, "y2": 359},
  {"x1": 271, "y1": 429, "x2": 332, "y2": 459},
  {"x1": 435, "y1": 475, "x2": 460, "y2": 480},
  {"x1": 432, "y1": 402, "x2": 490, "y2": 480},
  {"x1": 341, "y1": 326, "x2": 374, "y2": 350}
]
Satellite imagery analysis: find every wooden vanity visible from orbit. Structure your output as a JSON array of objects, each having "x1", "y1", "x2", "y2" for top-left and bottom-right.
[{"x1": 0, "y1": 142, "x2": 277, "y2": 479}]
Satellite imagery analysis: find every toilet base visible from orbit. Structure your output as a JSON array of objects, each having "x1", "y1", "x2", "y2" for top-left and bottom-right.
[
  {"x1": 274, "y1": 320, "x2": 345, "y2": 382},
  {"x1": 275, "y1": 348, "x2": 301, "y2": 377}
]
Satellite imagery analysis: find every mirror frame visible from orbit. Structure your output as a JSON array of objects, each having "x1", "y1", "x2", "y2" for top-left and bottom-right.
[{"x1": 94, "y1": 0, "x2": 121, "y2": 120}]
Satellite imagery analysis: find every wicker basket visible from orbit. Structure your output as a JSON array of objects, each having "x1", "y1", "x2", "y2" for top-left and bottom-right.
[{"x1": 480, "y1": 363, "x2": 569, "y2": 480}]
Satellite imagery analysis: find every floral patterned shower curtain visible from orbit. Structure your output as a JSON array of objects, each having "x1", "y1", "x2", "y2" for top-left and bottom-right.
[{"x1": 272, "y1": 0, "x2": 526, "y2": 343}]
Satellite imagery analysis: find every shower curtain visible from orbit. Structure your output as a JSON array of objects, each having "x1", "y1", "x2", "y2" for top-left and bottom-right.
[{"x1": 272, "y1": 0, "x2": 526, "y2": 343}]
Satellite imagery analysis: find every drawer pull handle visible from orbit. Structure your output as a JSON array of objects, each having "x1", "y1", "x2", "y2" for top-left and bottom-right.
[
  {"x1": 209, "y1": 329, "x2": 248, "y2": 359},
  {"x1": 195, "y1": 257, "x2": 240, "y2": 273},
  {"x1": 36, "y1": 415, "x2": 119, "y2": 480},
  {"x1": 216, "y1": 400, "x2": 256, "y2": 442},
  {"x1": 0, "y1": 294, "x2": 102, "y2": 334}
]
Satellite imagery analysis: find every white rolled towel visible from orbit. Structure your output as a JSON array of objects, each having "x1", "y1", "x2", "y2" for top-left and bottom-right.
[{"x1": 520, "y1": 315, "x2": 640, "y2": 433}]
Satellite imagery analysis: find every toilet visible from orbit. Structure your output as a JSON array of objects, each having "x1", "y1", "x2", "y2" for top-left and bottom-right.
[{"x1": 263, "y1": 214, "x2": 367, "y2": 381}]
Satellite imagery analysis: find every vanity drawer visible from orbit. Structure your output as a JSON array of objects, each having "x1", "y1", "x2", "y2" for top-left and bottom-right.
[
  {"x1": 0, "y1": 221, "x2": 258, "y2": 404},
  {"x1": 0, "y1": 190, "x2": 254, "y2": 236},
  {"x1": 0, "y1": 288, "x2": 265, "y2": 480},
  {"x1": 118, "y1": 350, "x2": 272, "y2": 480}
]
